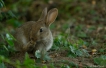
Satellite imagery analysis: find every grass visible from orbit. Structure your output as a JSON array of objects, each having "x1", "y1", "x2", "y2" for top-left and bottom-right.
[
  {"x1": 0, "y1": 27, "x2": 105, "y2": 68},
  {"x1": 0, "y1": 0, "x2": 106, "y2": 68}
]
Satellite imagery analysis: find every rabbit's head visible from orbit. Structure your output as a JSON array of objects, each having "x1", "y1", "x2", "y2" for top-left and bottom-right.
[{"x1": 30, "y1": 8, "x2": 58, "y2": 42}]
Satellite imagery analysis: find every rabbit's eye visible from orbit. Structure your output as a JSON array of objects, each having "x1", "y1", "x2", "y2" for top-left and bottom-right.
[{"x1": 40, "y1": 28, "x2": 43, "y2": 32}]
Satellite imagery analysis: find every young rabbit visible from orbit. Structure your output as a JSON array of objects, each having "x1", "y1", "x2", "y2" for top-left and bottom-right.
[{"x1": 14, "y1": 7, "x2": 58, "y2": 58}]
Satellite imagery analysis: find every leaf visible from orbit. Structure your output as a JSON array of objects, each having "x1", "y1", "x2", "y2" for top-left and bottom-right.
[
  {"x1": 68, "y1": 52, "x2": 77, "y2": 58},
  {"x1": 94, "y1": 55, "x2": 106, "y2": 66},
  {"x1": 0, "y1": 48, "x2": 9, "y2": 57},
  {"x1": 6, "y1": 33, "x2": 16, "y2": 41},
  {"x1": 75, "y1": 49, "x2": 83, "y2": 56},
  {"x1": 35, "y1": 50, "x2": 41, "y2": 59},
  {"x1": 24, "y1": 52, "x2": 34, "y2": 63},
  {"x1": 1, "y1": 34, "x2": 5, "y2": 41},
  {"x1": 74, "y1": 6, "x2": 82, "y2": 13},
  {"x1": 0, "y1": 2, "x2": 3, "y2": 8},
  {"x1": 82, "y1": 49, "x2": 89, "y2": 57},
  {"x1": 0, "y1": 0, "x2": 5, "y2": 8},
  {"x1": 24, "y1": 53, "x2": 35, "y2": 68},
  {"x1": 5, "y1": 38, "x2": 14, "y2": 46},
  {"x1": 0, "y1": 62, "x2": 6, "y2": 68},
  {"x1": 66, "y1": 65, "x2": 70, "y2": 68},
  {"x1": 99, "y1": 49, "x2": 105, "y2": 53},
  {"x1": 5, "y1": 33, "x2": 16, "y2": 46},
  {"x1": 6, "y1": 19, "x2": 22, "y2": 27},
  {"x1": 69, "y1": 46, "x2": 76, "y2": 54},
  {"x1": 7, "y1": 11, "x2": 16, "y2": 18},
  {"x1": 0, "y1": 56, "x2": 5, "y2": 61},
  {"x1": 69, "y1": 62, "x2": 78, "y2": 68},
  {"x1": 3, "y1": 45, "x2": 8, "y2": 51},
  {"x1": 15, "y1": 60, "x2": 21, "y2": 68},
  {"x1": 49, "y1": 63, "x2": 55, "y2": 68},
  {"x1": 43, "y1": 54, "x2": 51, "y2": 61},
  {"x1": 77, "y1": 32, "x2": 87, "y2": 38},
  {"x1": 42, "y1": 65, "x2": 47, "y2": 68},
  {"x1": 0, "y1": 0, "x2": 5, "y2": 6}
]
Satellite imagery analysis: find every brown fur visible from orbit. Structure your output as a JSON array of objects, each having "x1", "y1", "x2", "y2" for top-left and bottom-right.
[{"x1": 14, "y1": 7, "x2": 58, "y2": 58}]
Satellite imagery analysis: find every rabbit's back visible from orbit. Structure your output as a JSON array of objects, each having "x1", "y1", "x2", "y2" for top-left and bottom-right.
[{"x1": 14, "y1": 21, "x2": 35, "y2": 51}]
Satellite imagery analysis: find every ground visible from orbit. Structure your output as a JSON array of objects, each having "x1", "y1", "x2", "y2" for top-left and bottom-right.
[{"x1": 0, "y1": 0, "x2": 106, "y2": 68}]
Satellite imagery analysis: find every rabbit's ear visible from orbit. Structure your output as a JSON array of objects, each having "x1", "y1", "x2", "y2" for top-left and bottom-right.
[
  {"x1": 38, "y1": 7, "x2": 47, "y2": 21},
  {"x1": 46, "y1": 8, "x2": 58, "y2": 26}
]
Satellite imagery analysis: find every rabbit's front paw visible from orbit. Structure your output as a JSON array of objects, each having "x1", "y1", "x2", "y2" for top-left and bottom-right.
[
  {"x1": 30, "y1": 40, "x2": 36, "y2": 45},
  {"x1": 22, "y1": 41, "x2": 35, "y2": 51}
]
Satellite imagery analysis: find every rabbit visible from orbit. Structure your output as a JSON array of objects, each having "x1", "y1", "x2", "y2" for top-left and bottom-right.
[{"x1": 14, "y1": 7, "x2": 58, "y2": 58}]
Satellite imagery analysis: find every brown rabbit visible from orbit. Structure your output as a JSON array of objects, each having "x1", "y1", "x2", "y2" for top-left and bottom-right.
[{"x1": 14, "y1": 7, "x2": 58, "y2": 58}]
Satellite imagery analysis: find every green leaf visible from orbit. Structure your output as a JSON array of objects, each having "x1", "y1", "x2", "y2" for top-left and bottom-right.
[
  {"x1": 42, "y1": 65, "x2": 47, "y2": 68},
  {"x1": 66, "y1": 65, "x2": 70, "y2": 68},
  {"x1": 16, "y1": 60, "x2": 21, "y2": 68},
  {"x1": 6, "y1": 19, "x2": 22, "y2": 27},
  {"x1": 0, "y1": 55, "x2": 5, "y2": 61},
  {"x1": 6, "y1": 33, "x2": 16, "y2": 41},
  {"x1": 0, "y1": 2, "x2": 3, "y2": 8},
  {"x1": 24, "y1": 53, "x2": 36, "y2": 68},
  {"x1": 0, "y1": 48, "x2": 9, "y2": 57},
  {"x1": 35, "y1": 50, "x2": 41, "y2": 59},
  {"x1": 1, "y1": 34, "x2": 5, "y2": 41},
  {"x1": 99, "y1": 49, "x2": 105, "y2": 53},
  {"x1": 77, "y1": 32, "x2": 87, "y2": 38},
  {"x1": 94, "y1": 55, "x2": 106, "y2": 66},
  {"x1": 3, "y1": 45, "x2": 8, "y2": 51},
  {"x1": 69, "y1": 46, "x2": 76, "y2": 54},
  {"x1": 5, "y1": 33, "x2": 16, "y2": 46},
  {"x1": 0, "y1": 0, "x2": 5, "y2": 6},
  {"x1": 49, "y1": 63, "x2": 55, "y2": 68},
  {"x1": 82, "y1": 49, "x2": 89, "y2": 57},
  {"x1": 0, "y1": 0, "x2": 5, "y2": 8},
  {"x1": 80, "y1": 0, "x2": 88, "y2": 2},
  {"x1": 0, "y1": 62, "x2": 6, "y2": 68},
  {"x1": 43, "y1": 54, "x2": 51, "y2": 61},
  {"x1": 24, "y1": 53, "x2": 34, "y2": 63},
  {"x1": 75, "y1": 49, "x2": 83, "y2": 56},
  {"x1": 7, "y1": 11, "x2": 16, "y2": 18},
  {"x1": 69, "y1": 62, "x2": 78, "y2": 68},
  {"x1": 5, "y1": 38, "x2": 14, "y2": 46}
]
